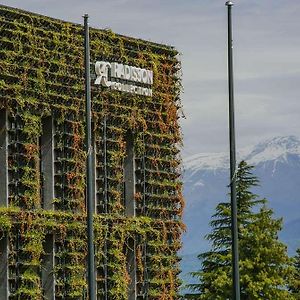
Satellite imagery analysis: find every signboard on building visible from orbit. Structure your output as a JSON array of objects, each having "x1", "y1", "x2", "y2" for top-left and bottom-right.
[{"x1": 94, "y1": 61, "x2": 153, "y2": 97}]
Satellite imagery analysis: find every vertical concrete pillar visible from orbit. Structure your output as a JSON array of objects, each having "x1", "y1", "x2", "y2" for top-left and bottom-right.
[
  {"x1": 43, "y1": 234, "x2": 55, "y2": 300},
  {"x1": 0, "y1": 109, "x2": 9, "y2": 299},
  {"x1": 40, "y1": 116, "x2": 55, "y2": 210},
  {"x1": 0, "y1": 236, "x2": 9, "y2": 299},
  {"x1": 124, "y1": 132, "x2": 136, "y2": 217},
  {"x1": 40, "y1": 116, "x2": 55, "y2": 300},
  {"x1": 0, "y1": 109, "x2": 8, "y2": 207},
  {"x1": 124, "y1": 132, "x2": 137, "y2": 299},
  {"x1": 127, "y1": 238, "x2": 137, "y2": 300}
]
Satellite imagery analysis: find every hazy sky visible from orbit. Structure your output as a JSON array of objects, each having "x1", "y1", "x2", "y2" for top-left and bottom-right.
[{"x1": 2, "y1": 0, "x2": 300, "y2": 155}]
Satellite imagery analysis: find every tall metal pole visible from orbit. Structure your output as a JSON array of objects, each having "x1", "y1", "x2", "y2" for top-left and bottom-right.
[
  {"x1": 225, "y1": 2, "x2": 240, "y2": 300},
  {"x1": 84, "y1": 14, "x2": 96, "y2": 300}
]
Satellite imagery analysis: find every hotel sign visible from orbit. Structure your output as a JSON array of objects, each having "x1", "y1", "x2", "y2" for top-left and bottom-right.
[{"x1": 94, "y1": 61, "x2": 153, "y2": 97}]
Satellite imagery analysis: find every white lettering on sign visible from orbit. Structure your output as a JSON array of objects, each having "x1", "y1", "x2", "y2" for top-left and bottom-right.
[{"x1": 94, "y1": 61, "x2": 153, "y2": 96}]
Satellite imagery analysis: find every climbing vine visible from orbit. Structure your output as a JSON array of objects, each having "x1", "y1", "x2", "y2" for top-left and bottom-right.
[{"x1": 0, "y1": 4, "x2": 184, "y2": 300}]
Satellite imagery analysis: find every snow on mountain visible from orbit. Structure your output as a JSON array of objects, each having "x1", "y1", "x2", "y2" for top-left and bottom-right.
[
  {"x1": 184, "y1": 136, "x2": 300, "y2": 172},
  {"x1": 181, "y1": 136, "x2": 300, "y2": 286},
  {"x1": 245, "y1": 136, "x2": 300, "y2": 165},
  {"x1": 184, "y1": 152, "x2": 229, "y2": 172}
]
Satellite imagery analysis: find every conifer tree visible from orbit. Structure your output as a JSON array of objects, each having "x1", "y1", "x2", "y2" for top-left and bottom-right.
[
  {"x1": 186, "y1": 161, "x2": 295, "y2": 299},
  {"x1": 290, "y1": 248, "x2": 300, "y2": 299}
]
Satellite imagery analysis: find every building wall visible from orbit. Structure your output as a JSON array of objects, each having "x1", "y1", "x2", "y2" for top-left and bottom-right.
[{"x1": 0, "y1": 5, "x2": 184, "y2": 300}]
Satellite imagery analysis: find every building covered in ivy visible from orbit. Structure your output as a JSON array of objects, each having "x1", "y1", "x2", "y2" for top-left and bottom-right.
[{"x1": 0, "y1": 5, "x2": 184, "y2": 300}]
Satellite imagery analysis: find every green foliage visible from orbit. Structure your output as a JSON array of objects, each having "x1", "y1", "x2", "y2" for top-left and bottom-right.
[
  {"x1": 0, "y1": 210, "x2": 183, "y2": 299},
  {"x1": 290, "y1": 249, "x2": 300, "y2": 299},
  {"x1": 0, "y1": 4, "x2": 184, "y2": 300},
  {"x1": 187, "y1": 161, "x2": 295, "y2": 300}
]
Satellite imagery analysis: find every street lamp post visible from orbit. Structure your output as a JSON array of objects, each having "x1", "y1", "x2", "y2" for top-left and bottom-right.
[
  {"x1": 225, "y1": 2, "x2": 241, "y2": 300},
  {"x1": 83, "y1": 13, "x2": 96, "y2": 300}
]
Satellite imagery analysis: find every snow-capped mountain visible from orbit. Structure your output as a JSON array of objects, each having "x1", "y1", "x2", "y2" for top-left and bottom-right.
[
  {"x1": 181, "y1": 136, "x2": 300, "y2": 286},
  {"x1": 244, "y1": 136, "x2": 300, "y2": 165},
  {"x1": 184, "y1": 136, "x2": 300, "y2": 172}
]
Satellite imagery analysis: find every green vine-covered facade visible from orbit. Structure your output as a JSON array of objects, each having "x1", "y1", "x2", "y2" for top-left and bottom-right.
[{"x1": 0, "y1": 5, "x2": 184, "y2": 300}]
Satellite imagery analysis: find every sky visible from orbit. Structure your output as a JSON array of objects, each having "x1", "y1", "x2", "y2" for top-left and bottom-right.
[{"x1": 1, "y1": 0, "x2": 300, "y2": 156}]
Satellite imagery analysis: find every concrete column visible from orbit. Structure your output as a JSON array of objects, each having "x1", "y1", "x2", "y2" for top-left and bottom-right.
[
  {"x1": 42, "y1": 234, "x2": 55, "y2": 300},
  {"x1": 40, "y1": 116, "x2": 55, "y2": 299},
  {"x1": 124, "y1": 132, "x2": 136, "y2": 217},
  {"x1": 0, "y1": 109, "x2": 8, "y2": 207},
  {"x1": 124, "y1": 132, "x2": 137, "y2": 299},
  {"x1": 0, "y1": 236, "x2": 9, "y2": 299},
  {"x1": 127, "y1": 238, "x2": 137, "y2": 300},
  {"x1": 0, "y1": 109, "x2": 9, "y2": 299},
  {"x1": 40, "y1": 116, "x2": 54, "y2": 210}
]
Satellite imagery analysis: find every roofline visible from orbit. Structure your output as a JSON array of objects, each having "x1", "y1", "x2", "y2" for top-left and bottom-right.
[{"x1": 0, "y1": 4, "x2": 177, "y2": 52}]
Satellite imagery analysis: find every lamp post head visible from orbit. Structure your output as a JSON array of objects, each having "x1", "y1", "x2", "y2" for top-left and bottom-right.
[{"x1": 225, "y1": 1, "x2": 234, "y2": 6}]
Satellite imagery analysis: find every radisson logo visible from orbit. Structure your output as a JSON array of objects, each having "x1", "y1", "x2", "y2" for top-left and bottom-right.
[{"x1": 94, "y1": 61, "x2": 153, "y2": 97}]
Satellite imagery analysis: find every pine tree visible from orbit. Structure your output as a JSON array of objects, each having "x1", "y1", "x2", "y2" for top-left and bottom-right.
[
  {"x1": 186, "y1": 161, "x2": 295, "y2": 299},
  {"x1": 290, "y1": 248, "x2": 300, "y2": 299}
]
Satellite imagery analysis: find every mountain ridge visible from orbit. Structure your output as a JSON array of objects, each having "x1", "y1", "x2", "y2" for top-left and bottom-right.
[
  {"x1": 181, "y1": 135, "x2": 300, "y2": 286},
  {"x1": 184, "y1": 135, "x2": 300, "y2": 172}
]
